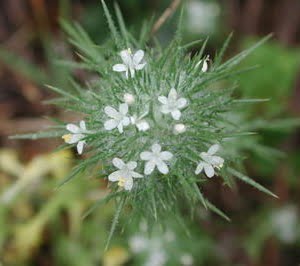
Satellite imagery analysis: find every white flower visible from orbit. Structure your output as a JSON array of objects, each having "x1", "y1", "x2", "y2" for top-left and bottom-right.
[
  {"x1": 173, "y1": 123, "x2": 186, "y2": 134},
  {"x1": 145, "y1": 250, "x2": 167, "y2": 266},
  {"x1": 180, "y1": 253, "x2": 194, "y2": 266},
  {"x1": 123, "y1": 93, "x2": 135, "y2": 105},
  {"x1": 140, "y1": 144, "x2": 173, "y2": 175},
  {"x1": 108, "y1": 158, "x2": 143, "y2": 191},
  {"x1": 131, "y1": 115, "x2": 150, "y2": 132},
  {"x1": 195, "y1": 144, "x2": 224, "y2": 178},
  {"x1": 104, "y1": 103, "x2": 130, "y2": 133},
  {"x1": 129, "y1": 235, "x2": 148, "y2": 253},
  {"x1": 272, "y1": 205, "x2": 299, "y2": 244},
  {"x1": 62, "y1": 120, "x2": 88, "y2": 154},
  {"x1": 112, "y1": 48, "x2": 146, "y2": 78},
  {"x1": 158, "y1": 88, "x2": 188, "y2": 120}
]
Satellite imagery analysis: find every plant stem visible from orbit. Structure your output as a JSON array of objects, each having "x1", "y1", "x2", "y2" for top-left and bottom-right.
[{"x1": 151, "y1": 0, "x2": 182, "y2": 35}]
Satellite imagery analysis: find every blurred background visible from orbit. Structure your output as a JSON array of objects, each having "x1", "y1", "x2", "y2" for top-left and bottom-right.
[{"x1": 0, "y1": 0, "x2": 300, "y2": 265}]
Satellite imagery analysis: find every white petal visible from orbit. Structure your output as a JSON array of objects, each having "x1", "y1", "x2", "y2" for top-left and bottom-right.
[
  {"x1": 140, "y1": 151, "x2": 152, "y2": 160},
  {"x1": 120, "y1": 49, "x2": 132, "y2": 65},
  {"x1": 117, "y1": 123, "x2": 124, "y2": 133},
  {"x1": 135, "y1": 63, "x2": 146, "y2": 70},
  {"x1": 104, "y1": 119, "x2": 118, "y2": 131},
  {"x1": 105, "y1": 106, "x2": 119, "y2": 118},
  {"x1": 108, "y1": 170, "x2": 121, "y2": 182},
  {"x1": 177, "y1": 98, "x2": 187, "y2": 109},
  {"x1": 127, "y1": 161, "x2": 137, "y2": 170},
  {"x1": 171, "y1": 110, "x2": 181, "y2": 120},
  {"x1": 132, "y1": 171, "x2": 143, "y2": 178},
  {"x1": 195, "y1": 162, "x2": 204, "y2": 175},
  {"x1": 152, "y1": 143, "x2": 161, "y2": 153},
  {"x1": 144, "y1": 160, "x2": 156, "y2": 175},
  {"x1": 158, "y1": 96, "x2": 168, "y2": 105},
  {"x1": 133, "y1": 50, "x2": 144, "y2": 65},
  {"x1": 80, "y1": 120, "x2": 86, "y2": 131},
  {"x1": 113, "y1": 64, "x2": 127, "y2": 72},
  {"x1": 122, "y1": 117, "x2": 130, "y2": 127},
  {"x1": 161, "y1": 105, "x2": 171, "y2": 114},
  {"x1": 208, "y1": 144, "x2": 220, "y2": 155},
  {"x1": 202, "y1": 61, "x2": 208, "y2": 72},
  {"x1": 69, "y1": 134, "x2": 83, "y2": 143},
  {"x1": 211, "y1": 156, "x2": 224, "y2": 166},
  {"x1": 76, "y1": 141, "x2": 85, "y2": 154},
  {"x1": 156, "y1": 160, "x2": 169, "y2": 174},
  {"x1": 124, "y1": 177, "x2": 133, "y2": 191},
  {"x1": 129, "y1": 67, "x2": 135, "y2": 78},
  {"x1": 200, "y1": 152, "x2": 209, "y2": 161},
  {"x1": 168, "y1": 88, "x2": 177, "y2": 101},
  {"x1": 66, "y1": 124, "x2": 79, "y2": 133},
  {"x1": 112, "y1": 158, "x2": 125, "y2": 169},
  {"x1": 160, "y1": 151, "x2": 173, "y2": 161},
  {"x1": 119, "y1": 103, "x2": 128, "y2": 115},
  {"x1": 204, "y1": 164, "x2": 215, "y2": 178}
]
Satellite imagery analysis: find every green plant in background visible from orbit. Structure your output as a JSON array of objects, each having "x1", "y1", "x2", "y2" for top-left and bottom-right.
[{"x1": 11, "y1": 1, "x2": 286, "y2": 248}]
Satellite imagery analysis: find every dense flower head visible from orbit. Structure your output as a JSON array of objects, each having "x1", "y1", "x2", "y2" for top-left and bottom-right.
[{"x1": 30, "y1": 3, "x2": 277, "y2": 233}]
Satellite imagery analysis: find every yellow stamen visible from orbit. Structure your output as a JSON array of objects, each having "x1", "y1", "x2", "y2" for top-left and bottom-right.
[
  {"x1": 216, "y1": 164, "x2": 223, "y2": 170},
  {"x1": 62, "y1": 134, "x2": 72, "y2": 143},
  {"x1": 127, "y1": 48, "x2": 132, "y2": 55},
  {"x1": 118, "y1": 177, "x2": 126, "y2": 187}
]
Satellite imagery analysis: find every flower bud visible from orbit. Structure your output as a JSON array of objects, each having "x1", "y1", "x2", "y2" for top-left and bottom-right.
[
  {"x1": 124, "y1": 93, "x2": 135, "y2": 105},
  {"x1": 174, "y1": 124, "x2": 186, "y2": 134}
]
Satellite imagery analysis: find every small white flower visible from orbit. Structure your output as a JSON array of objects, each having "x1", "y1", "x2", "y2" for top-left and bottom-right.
[
  {"x1": 129, "y1": 235, "x2": 148, "y2": 253},
  {"x1": 174, "y1": 123, "x2": 186, "y2": 134},
  {"x1": 195, "y1": 144, "x2": 224, "y2": 178},
  {"x1": 104, "y1": 103, "x2": 130, "y2": 133},
  {"x1": 164, "y1": 231, "x2": 175, "y2": 242},
  {"x1": 131, "y1": 115, "x2": 150, "y2": 132},
  {"x1": 140, "y1": 144, "x2": 173, "y2": 175},
  {"x1": 112, "y1": 48, "x2": 146, "y2": 78},
  {"x1": 180, "y1": 253, "x2": 194, "y2": 266},
  {"x1": 108, "y1": 158, "x2": 143, "y2": 191},
  {"x1": 145, "y1": 249, "x2": 167, "y2": 266},
  {"x1": 62, "y1": 120, "x2": 88, "y2": 154},
  {"x1": 158, "y1": 88, "x2": 187, "y2": 120},
  {"x1": 272, "y1": 205, "x2": 299, "y2": 244},
  {"x1": 123, "y1": 93, "x2": 135, "y2": 105}
]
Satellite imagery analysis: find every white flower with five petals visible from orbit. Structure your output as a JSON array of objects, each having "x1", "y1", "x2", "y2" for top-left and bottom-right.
[
  {"x1": 140, "y1": 144, "x2": 173, "y2": 175},
  {"x1": 112, "y1": 48, "x2": 146, "y2": 78},
  {"x1": 158, "y1": 88, "x2": 188, "y2": 120},
  {"x1": 108, "y1": 158, "x2": 143, "y2": 191},
  {"x1": 195, "y1": 144, "x2": 224, "y2": 178},
  {"x1": 104, "y1": 103, "x2": 130, "y2": 133},
  {"x1": 62, "y1": 121, "x2": 88, "y2": 154}
]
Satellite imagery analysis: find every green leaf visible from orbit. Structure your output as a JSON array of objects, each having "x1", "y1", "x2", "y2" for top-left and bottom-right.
[
  {"x1": 228, "y1": 167, "x2": 278, "y2": 198},
  {"x1": 0, "y1": 46, "x2": 48, "y2": 84},
  {"x1": 205, "y1": 199, "x2": 231, "y2": 221},
  {"x1": 101, "y1": 0, "x2": 121, "y2": 48}
]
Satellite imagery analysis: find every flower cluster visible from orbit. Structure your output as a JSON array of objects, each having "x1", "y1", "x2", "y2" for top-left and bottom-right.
[{"x1": 62, "y1": 48, "x2": 224, "y2": 191}]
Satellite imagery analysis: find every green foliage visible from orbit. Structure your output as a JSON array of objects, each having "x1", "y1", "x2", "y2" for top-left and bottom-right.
[{"x1": 237, "y1": 38, "x2": 300, "y2": 116}]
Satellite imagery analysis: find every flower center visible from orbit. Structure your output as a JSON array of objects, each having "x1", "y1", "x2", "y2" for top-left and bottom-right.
[
  {"x1": 118, "y1": 177, "x2": 126, "y2": 187},
  {"x1": 62, "y1": 134, "x2": 72, "y2": 142}
]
